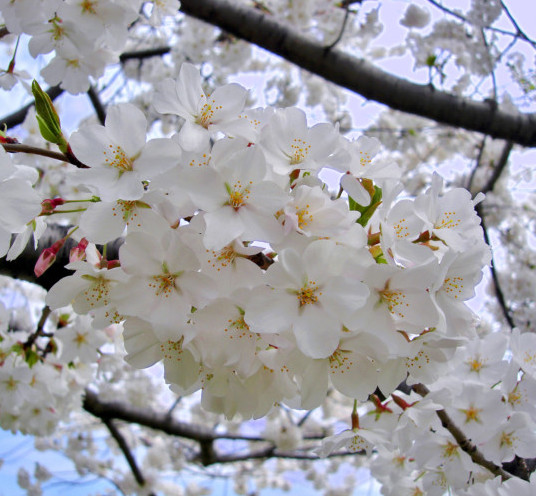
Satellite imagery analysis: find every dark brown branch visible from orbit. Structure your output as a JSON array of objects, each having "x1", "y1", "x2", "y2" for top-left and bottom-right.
[
  {"x1": 83, "y1": 390, "x2": 356, "y2": 466},
  {"x1": 480, "y1": 141, "x2": 514, "y2": 194},
  {"x1": 103, "y1": 418, "x2": 145, "y2": 485},
  {"x1": 119, "y1": 46, "x2": 171, "y2": 63},
  {"x1": 178, "y1": 0, "x2": 536, "y2": 147},
  {"x1": 1, "y1": 85, "x2": 64, "y2": 130},
  {"x1": 23, "y1": 305, "x2": 51, "y2": 349},
  {"x1": 102, "y1": 417, "x2": 155, "y2": 495},
  {"x1": 0, "y1": 225, "x2": 124, "y2": 290},
  {"x1": 412, "y1": 384, "x2": 513, "y2": 481},
  {"x1": 83, "y1": 389, "x2": 262, "y2": 443},
  {"x1": 87, "y1": 85, "x2": 107, "y2": 125},
  {"x1": 0, "y1": 225, "x2": 273, "y2": 290},
  {"x1": 2, "y1": 143, "x2": 88, "y2": 168},
  {"x1": 476, "y1": 140, "x2": 516, "y2": 329},
  {"x1": 0, "y1": 27, "x2": 9, "y2": 39}
]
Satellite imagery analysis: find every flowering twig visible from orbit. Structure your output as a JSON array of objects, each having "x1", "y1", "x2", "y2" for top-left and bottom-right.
[{"x1": 412, "y1": 383, "x2": 513, "y2": 481}]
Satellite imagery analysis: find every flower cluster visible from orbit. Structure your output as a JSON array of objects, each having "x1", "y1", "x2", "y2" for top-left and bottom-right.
[{"x1": 28, "y1": 63, "x2": 490, "y2": 422}]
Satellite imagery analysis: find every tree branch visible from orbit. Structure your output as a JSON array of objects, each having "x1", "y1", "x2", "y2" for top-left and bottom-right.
[
  {"x1": 412, "y1": 384, "x2": 514, "y2": 481},
  {"x1": 178, "y1": 0, "x2": 536, "y2": 147},
  {"x1": 102, "y1": 417, "x2": 155, "y2": 495},
  {"x1": 1, "y1": 85, "x2": 64, "y2": 130},
  {"x1": 2, "y1": 143, "x2": 88, "y2": 168},
  {"x1": 476, "y1": 141, "x2": 516, "y2": 329},
  {"x1": 87, "y1": 85, "x2": 107, "y2": 125},
  {"x1": 82, "y1": 390, "x2": 340, "y2": 467},
  {"x1": 119, "y1": 46, "x2": 171, "y2": 63}
]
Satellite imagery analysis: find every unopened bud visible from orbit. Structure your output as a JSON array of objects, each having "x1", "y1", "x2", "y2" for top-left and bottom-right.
[
  {"x1": 34, "y1": 238, "x2": 65, "y2": 277},
  {"x1": 40, "y1": 198, "x2": 65, "y2": 215},
  {"x1": 69, "y1": 237, "x2": 89, "y2": 263}
]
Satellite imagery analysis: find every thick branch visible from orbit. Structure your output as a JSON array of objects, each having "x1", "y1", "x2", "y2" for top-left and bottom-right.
[
  {"x1": 0, "y1": 225, "x2": 124, "y2": 290},
  {"x1": 82, "y1": 390, "x2": 337, "y2": 467},
  {"x1": 178, "y1": 0, "x2": 536, "y2": 147},
  {"x1": 0, "y1": 224, "x2": 273, "y2": 290}
]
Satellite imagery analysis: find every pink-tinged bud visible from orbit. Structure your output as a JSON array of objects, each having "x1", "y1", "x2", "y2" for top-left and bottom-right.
[
  {"x1": 106, "y1": 260, "x2": 121, "y2": 270},
  {"x1": 40, "y1": 198, "x2": 65, "y2": 215},
  {"x1": 370, "y1": 394, "x2": 393, "y2": 414},
  {"x1": 34, "y1": 238, "x2": 65, "y2": 277},
  {"x1": 69, "y1": 237, "x2": 89, "y2": 263},
  {"x1": 391, "y1": 394, "x2": 417, "y2": 411}
]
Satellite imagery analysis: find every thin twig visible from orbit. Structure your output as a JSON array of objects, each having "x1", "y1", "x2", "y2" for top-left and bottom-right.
[
  {"x1": 480, "y1": 28, "x2": 497, "y2": 101},
  {"x1": 102, "y1": 417, "x2": 155, "y2": 495},
  {"x1": 325, "y1": 5, "x2": 351, "y2": 50},
  {"x1": 466, "y1": 135, "x2": 487, "y2": 191},
  {"x1": 2, "y1": 143, "x2": 88, "y2": 168},
  {"x1": 412, "y1": 384, "x2": 513, "y2": 481},
  {"x1": 426, "y1": 0, "x2": 536, "y2": 47},
  {"x1": 481, "y1": 141, "x2": 513, "y2": 194},
  {"x1": 478, "y1": 205, "x2": 516, "y2": 329},
  {"x1": 499, "y1": 0, "x2": 536, "y2": 47},
  {"x1": 23, "y1": 306, "x2": 52, "y2": 349}
]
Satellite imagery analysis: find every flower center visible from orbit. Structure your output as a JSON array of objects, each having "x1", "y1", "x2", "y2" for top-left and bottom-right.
[
  {"x1": 380, "y1": 289, "x2": 408, "y2": 319},
  {"x1": 226, "y1": 180, "x2": 252, "y2": 210},
  {"x1": 150, "y1": 273, "x2": 176, "y2": 297},
  {"x1": 296, "y1": 281, "x2": 321, "y2": 306},
  {"x1": 435, "y1": 211, "x2": 461, "y2": 230},
  {"x1": 461, "y1": 405, "x2": 482, "y2": 423},
  {"x1": 196, "y1": 97, "x2": 221, "y2": 128},
  {"x1": 289, "y1": 138, "x2": 311, "y2": 165},
  {"x1": 295, "y1": 204, "x2": 313, "y2": 230},
  {"x1": 104, "y1": 144, "x2": 134, "y2": 171}
]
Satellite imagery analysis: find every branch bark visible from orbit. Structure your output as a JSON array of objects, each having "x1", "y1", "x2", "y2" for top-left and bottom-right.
[
  {"x1": 178, "y1": 0, "x2": 536, "y2": 147},
  {"x1": 82, "y1": 389, "x2": 339, "y2": 467}
]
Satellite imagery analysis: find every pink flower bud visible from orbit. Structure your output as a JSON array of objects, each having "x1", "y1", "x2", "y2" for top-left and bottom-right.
[
  {"x1": 34, "y1": 239, "x2": 65, "y2": 277},
  {"x1": 106, "y1": 260, "x2": 121, "y2": 270},
  {"x1": 40, "y1": 198, "x2": 65, "y2": 215},
  {"x1": 69, "y1": 238, "x2": 89, "y2": 263}
]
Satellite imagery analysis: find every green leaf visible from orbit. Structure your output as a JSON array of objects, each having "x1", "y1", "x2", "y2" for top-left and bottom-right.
[
  {"x1": 25, "y1": 349, "x2": 40, "y2": 368},
  {"x1": 349, "y1": 184, "x2": 382, "y2": 227},
  {"x1": 10, "y1": 343, "x2": 24, "y2": 355},
  {"x1": 31, "y1": 80, "x2": 68, "y2": 152}
]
